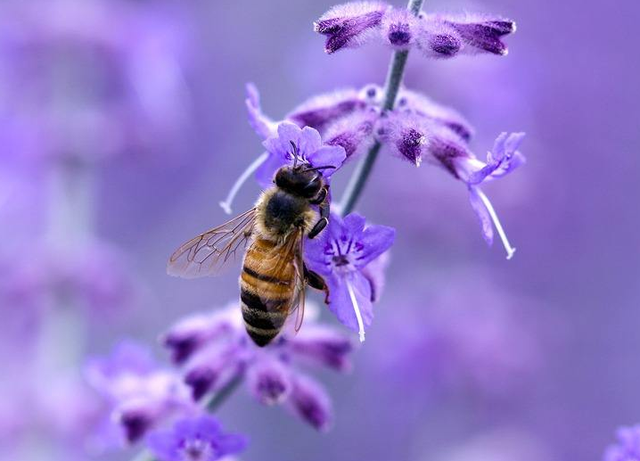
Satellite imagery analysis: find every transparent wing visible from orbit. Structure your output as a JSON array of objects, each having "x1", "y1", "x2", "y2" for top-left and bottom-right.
[
  {"x1": 293, "y1": 231, "x2": 307, "y2": 333},
  {"x1": 167, "y1": 208, "x2": 256, "y2": 278}
]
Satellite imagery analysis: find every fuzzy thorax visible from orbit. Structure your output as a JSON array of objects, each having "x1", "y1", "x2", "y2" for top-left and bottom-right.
[{"x1": 254, "y1": 188, "x2": 317, "y2": 242}]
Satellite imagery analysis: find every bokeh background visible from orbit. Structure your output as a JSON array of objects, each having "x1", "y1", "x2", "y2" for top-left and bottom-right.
[{"x1": 1, "y1": 0, "x2": 639, "y2": 460}]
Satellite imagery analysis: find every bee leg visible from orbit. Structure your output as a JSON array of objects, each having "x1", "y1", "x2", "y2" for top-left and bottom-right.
[
  {"x1": 309, "y1": 186, "x2": 328, "y2": 205},
  {"x1": 308, "y1": 187, "x2": 330, "y2": 239},
  {"x1": 304, "y1": 264, "x2": 330, "y2": 304}
]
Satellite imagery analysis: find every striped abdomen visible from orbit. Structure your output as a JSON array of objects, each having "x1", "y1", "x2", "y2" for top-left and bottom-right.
[{"x1": 240, "y1": 238, "x2": 296, "y2": 347}]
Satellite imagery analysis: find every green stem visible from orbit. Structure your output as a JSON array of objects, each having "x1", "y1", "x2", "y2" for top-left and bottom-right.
[{"x1": 339, "y1": 0, "x2": 425, "y2": 216}]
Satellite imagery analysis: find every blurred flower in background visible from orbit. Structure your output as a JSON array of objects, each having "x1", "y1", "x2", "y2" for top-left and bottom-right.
[
  {"x1": 0, "y1": 0, "x2": 193, "y2": 162},
  {"x1": 0, "y1": 0, "x2": 195, "y2": 459},
  {"x1": 373, "y1": 267, "x2": 543, "y2": 399}
]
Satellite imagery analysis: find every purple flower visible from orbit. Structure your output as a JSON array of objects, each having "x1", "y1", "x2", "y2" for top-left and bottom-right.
[
  {"x1": 236, "y1": 83, "x2": 521, "y2": 258},
  {"x1": 163, "y1": 303, "x2": 354, "y2": 430},
  {"x1": 441, "y1": 13, "x2": 516, "y2": 56},
  {"x1": 324, "y1": 109, "x2": 379, "y2": 160},
  {"x1": 287, "y1": 374, "x2": 332, "y2": 431},
  {"x1": 314, "y1": 3, "x2": 516, "y2": 58},
  {"x1": 414, "y1": 16, "x2": 462, "y2": 58},
  {"x1": 396, "y1": 89, "x2": 474, "y2": 141},
  {"x1": 452, "y1": 132, "x2": 526, "y2": 259},
  {"x1": 605, "y1": 426, "x2": 640, "y2": 461},
  {"x1": 314, "y1": 2, "x2": 389, "y2": 54},
  {"x1": 245, "y1": 82, "x2": 278, "y2": 140},
  {"x1": 287, "y1": 88, "x2": 368, "y2": 132},
  {"x1": 375, "y1": 112, "x2": 430, "y2": 166},
  {"x1": 305, "y1": 213, "x2": 395, "y2": 342},
  {"x1": 255, "y1": 122, "x2": 346, "y2": 188},
  {"x1": 85, "y1": 341, "x2": 196, "y2": 444},
  {"x1": 381, "y1": 8, "x2": 418, "y2": 49},
  {"x1": 147, "y1": 415, "x2": 247, "y2": 461}
]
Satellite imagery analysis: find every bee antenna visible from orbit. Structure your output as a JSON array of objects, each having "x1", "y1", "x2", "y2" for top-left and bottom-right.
[{"x1": 302, "y1": 165, "x2": 337, "y2": 173}]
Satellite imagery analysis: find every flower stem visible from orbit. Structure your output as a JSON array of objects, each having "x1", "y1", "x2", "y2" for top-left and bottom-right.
[{"x1": 339, "y1": 0, "x2": 425, "y2": 216}]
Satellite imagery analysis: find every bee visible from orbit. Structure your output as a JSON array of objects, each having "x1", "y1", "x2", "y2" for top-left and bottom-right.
[{"x1": 167, "y1": 144, "x2": 331, "y2": 347}]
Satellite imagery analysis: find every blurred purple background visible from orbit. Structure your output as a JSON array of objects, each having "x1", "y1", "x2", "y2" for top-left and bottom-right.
[{"x1": 1, "y1": 0, "x2": 639, "y2": 459}]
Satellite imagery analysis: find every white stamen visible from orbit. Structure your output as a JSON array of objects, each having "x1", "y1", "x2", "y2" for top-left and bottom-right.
[
  {"x1": 346, "y1": 280, "x2": 366, "y2": 342},
  {"x1": 475, "y1": 188, "x2": 516, "y2": 260},
  {"x1": 219, "y1": 152, "x2": 269, "y2": 214}
]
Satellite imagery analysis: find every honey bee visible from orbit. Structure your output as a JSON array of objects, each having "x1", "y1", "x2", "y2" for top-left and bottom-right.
[{"x1": 168, "y1": 144, "x2": 331, "y2": 347}]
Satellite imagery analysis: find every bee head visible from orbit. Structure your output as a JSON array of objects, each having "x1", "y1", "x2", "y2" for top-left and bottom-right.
[{"x1": 274, "y1": 165, "x2": 323, "y2": 198}]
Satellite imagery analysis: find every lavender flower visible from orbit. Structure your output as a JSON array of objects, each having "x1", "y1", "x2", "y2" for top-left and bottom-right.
[
  {"x1": 456, "y1": 132, "x2": 526, "y2": 259},
  {"x1": 377, "y1": 270, "x2": 541, "y2": 398},
  {"x1": 287, "y1": 88, "x2": 368, "y2": 133},
  {"x1": 604, "y1": 426, "x2": 640, "y2": 461},
  {"x1": 85, "y1": 341, "x2": 196, "y2": 444},
  {"x1": 256, "y1": 122, "x2": 347, "y2": 188},
  {"x1": 441, "y1": 13, "x2": 517, "y2": 56},
  {"x1": 314, "y1": 2, "x2": 390, "y2": 54},
  {"x1": 305, "y1": 213, "x2": 395, "y2": 342},
  {"x1": 147, "y1": 415, "x2": 247, "y2": 461},
  {"x1": 314, "y1": 3, "x2": 516, "y2": 58},
  {"x1": 163, "y1": 303, "x2": 354, "y2": 430}
]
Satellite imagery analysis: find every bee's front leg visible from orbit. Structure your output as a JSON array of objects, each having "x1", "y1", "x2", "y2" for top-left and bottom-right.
[
  {"x1": 304, "y1": 264, "x2": 330, "y2": 304},
  {"x1": 308, "y1": 186, "x2": 330, "y2": 239}
]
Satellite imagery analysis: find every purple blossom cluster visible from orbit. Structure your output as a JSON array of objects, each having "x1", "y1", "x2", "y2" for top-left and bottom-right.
[
  {"x1": 0, "y1": 241, "x2": 137, "y2": 319},
  {"x1": 162, "y1": 302, "x2": 355, "y2": 431},
  {"x1": 315, "y1": 2, "x2": 515, "y2": 57},
  {"x1": 236, "y1": 80, "x2": 524, "y2": 258}
]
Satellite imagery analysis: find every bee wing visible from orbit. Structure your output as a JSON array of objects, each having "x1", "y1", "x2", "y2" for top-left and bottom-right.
[
  {"x1": 167, "y1": 208, "x2": 256, "y2": 278},
  {"x1": 293, "y1": 231, "x2": 307, "y2": 333}
]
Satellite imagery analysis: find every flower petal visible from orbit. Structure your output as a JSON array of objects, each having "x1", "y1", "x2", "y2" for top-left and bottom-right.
[
  {"x1": 288, "y1": 324, "x2": 354, "y2": 372},
  {"x1": 287, "y1": 374, "x2": 332, "y2": 431},
  {"x1": 325, "y1": 272, "x2": 373, "y2": 333},
  {"x1": 246, "y1": 358, "x2": 292, "y2": 405},
  {"x1": 468, "y1": 186, "x2": 494, "y2": 245},
  {"x1": 314, "y1": 2, "x2": 389, "y2": 54},
  {"x1": 245, "y1": 83, "x2": 277, "y2": 140},
  {"x1": 354, "y1": 224, "x2": 396, "y2": 268},
  {"x1": 286, "y1": 88, "x2": 366, "y2": 131},
  {"x1": 307, "y1": 145, "x2": 346, "y2": 175}
]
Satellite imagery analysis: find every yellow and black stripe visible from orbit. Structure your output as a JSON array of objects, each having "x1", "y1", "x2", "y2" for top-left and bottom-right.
[{"x1": 240, "y1": 238, "x2": 295, "y2": 347}]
